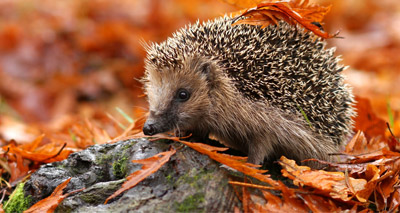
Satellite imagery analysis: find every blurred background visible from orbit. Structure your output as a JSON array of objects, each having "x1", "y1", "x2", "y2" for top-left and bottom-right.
[{"x1": 0, "y1": 0, "x2": 399, "y2": 139}]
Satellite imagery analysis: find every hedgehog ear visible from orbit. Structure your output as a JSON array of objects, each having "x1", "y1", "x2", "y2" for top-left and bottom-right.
[
  {"x1": 188, "y1": 56, "x2": 216, "y2": 86},
  {"x1": 199, "y1": 61, "x2": 218, "y2": 88},
  {"x1": 200, "y1": 62, "x2": 212, "y2": 75}
]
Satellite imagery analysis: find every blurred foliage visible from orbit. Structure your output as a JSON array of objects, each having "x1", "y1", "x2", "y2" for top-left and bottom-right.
[{"x1": 0, "y1": 0, "x2": 400, "y2": 212}]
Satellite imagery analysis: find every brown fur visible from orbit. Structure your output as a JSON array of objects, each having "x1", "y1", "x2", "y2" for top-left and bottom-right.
[{"x1": 144, "y1": 56, "x2": 337, "y2": 165}]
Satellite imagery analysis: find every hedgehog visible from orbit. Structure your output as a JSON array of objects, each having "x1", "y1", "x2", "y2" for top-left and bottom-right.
[{"x1": 141, "y1": 16, "x2": 355, "y2": 166}]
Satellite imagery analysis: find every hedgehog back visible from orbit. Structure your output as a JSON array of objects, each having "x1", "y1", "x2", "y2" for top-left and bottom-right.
[{"x1": 146, "y1": 17, "x2": 354, "y2": 145}]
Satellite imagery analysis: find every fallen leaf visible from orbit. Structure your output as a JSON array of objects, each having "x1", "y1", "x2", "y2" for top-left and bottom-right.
[
  {"x1": 354, "y1": 97, "x2": 387, "y2": 140},
  {"x1": 279, "y1": 156, "x2": 367, "y2": 202},
  {"x1": 233, "y1": 0, "x2": 336, "y2": 38},
  {"x1": 355, "y1": 164, "x2": 380, "y2": 202},
  {"x1": 7, "y1": 149, "x2": 29, "y2": 184},
  {"x1": 4, "y1": 142, "x2": 71, "y2": 163},
  {"x1": 104, "y1": 147, "x2": 176, "y2": 204},
  {"x1": 160, "y1": 135, "x2": 278, "y2": 187},
  {"x1": 389, "y1": 188, "x2": 400, "y2": 212},
  {"x1": 257, "y1": 183, "x2": 309, "y2": 213},
  {"x1": 300, "y1": 193, "x2": 341, "y2": 212},
  {"x1": 24, "y1": 177, "x2": 84, "y2": 213}
]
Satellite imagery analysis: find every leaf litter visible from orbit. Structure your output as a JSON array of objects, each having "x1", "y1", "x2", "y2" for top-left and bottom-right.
[{"x1": 0, "y1": 0, "x2": 399, "y2": 212}]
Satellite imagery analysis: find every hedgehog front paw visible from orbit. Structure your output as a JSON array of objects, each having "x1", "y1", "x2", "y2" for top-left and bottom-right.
[{"x1": 247, "y1": 147, "x2": 265, "y2": 166}]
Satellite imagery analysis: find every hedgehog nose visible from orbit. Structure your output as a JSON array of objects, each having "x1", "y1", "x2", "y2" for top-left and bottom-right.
[{"x1": 143, "y1": 123, "x2": 156, "y2": 136}]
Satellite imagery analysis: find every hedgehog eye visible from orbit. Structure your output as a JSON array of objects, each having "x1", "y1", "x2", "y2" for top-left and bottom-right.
[{"x1": 176, "y1": 89, "x2": 190, "y2": 102}]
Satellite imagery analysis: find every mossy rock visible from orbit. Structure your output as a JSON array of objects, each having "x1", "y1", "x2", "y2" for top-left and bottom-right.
[{"x1": 23, "y1": 138, "x2": 241, "y2": 212}]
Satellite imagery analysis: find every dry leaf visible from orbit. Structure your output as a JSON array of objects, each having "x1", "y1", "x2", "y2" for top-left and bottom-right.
[
  {"x1": 160, "y1": 136, "x2": 278, "y2": 186},
  {"x1": 24, "y1": 178, "x2": 84, "y2": 213},
  {"x1": 256, "y1": 182, "x2": 309, "y2": 212},
  {"x1": 354, "y1": 97, "x2": 387, "y2": 140},
  {"x1": 104, "y1": 147, "x2": 176, "y2": 204},
  {"x1": 279, "y1": 156, "x2": 367, "y2": 202},
  {"x1": 234, "y1": 0, "x2": 336, "y2": 38}
]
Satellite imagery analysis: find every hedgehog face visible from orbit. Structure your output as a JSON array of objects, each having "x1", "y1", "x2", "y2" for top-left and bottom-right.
[{"x1": 143, "y1": 56, "x2": 215, "y2": 136}]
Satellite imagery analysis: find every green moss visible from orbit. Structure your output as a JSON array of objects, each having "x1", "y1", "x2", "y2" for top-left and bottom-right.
[
  {"x1": 165, "y1": 174, "x2": 173, "y2": 185},
  {"x1": 78, "y1": 180, "x2": 124, "y2": 205},
  {"x1": 175, "y1": 193, "x2": 205, "y2": 213},
  {"x1": 112, "y1": 155, "x2": 129, "y2": 178},
  {"x1": 175, "y1": 168, "x2": 213, "y2": 189},
  {"x1": 96, "y1": 153, "x2": 113, "y2": 165},
  {"x1": 4, "y1": 183, "x2": 32, "y2": 213},
  {"x1": 121, "y1": 142, "x2": 134, "y2": 151},
  {"x1": 56, "y1": 164, "x2": 65, "y2": 169},
  {"x1": 111, "y1": 142, "x2": 135, "y2": 178},
  {"x1": 79, "y1": 193, "x2": 99, "y2": 204}
]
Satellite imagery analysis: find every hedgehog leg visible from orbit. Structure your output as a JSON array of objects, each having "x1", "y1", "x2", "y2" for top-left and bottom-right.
[{"x1": 247, "y1": 141, "x2": 267, "y2": 165}]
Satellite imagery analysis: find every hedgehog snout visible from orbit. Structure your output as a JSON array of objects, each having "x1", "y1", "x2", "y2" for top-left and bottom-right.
[
  {"x1": 143, "y1": 119, "x2": 167, "y2": 136},
  {"x1": 143, "y1": 110, "x2": 176, "y2": 135},
  {"x1": 143, "y1": 121, "x2": 156, "y2": 136}
]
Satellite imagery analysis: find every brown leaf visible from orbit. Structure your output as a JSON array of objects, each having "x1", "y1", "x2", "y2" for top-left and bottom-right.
[
  {"x1": 8, "y1": 153, "x2": 29, "y2": 184},
  {"x1": 104, "y1": 147, "x2": 176, "y2": 204},
  {"x1": 234, "y1": 0, "x2": 336, "y2": 39},
  {"x1": 260, "y1": 191, "x2": 292, "y2": 212},
  {"x1": 345, "y1": 131, "x2": 369, "y2": 154},
  {"x1": 355, "y1": 164, "x2": 380, "y2": 202},
  {"x1": 375, "y1": 171, "x2": 399, "y2": 211},
  {"x1": 389, "y1": 188, "x2": 400, "y2": 212},
  {"x1": 279, "y1": 156, "x2": 367, "y2": 202},
  {"x1": 300, "y1": 194, "x2": 341, "y2": 212},
  {"x1": 4, "y1": 142, "x2": 72, "y2": 163},
  {"x1": 24, "y1": 178, "x2": 84, "y2": 213},
  {"x1": 354, "y1": 97, "x2": 387, "y2": 140},
  {"x1": 162, "y1": 136, "x2": 278, "y2": 187},
  {"x1": 257, "y1": 183, "x2": 309, "y2": 213}
]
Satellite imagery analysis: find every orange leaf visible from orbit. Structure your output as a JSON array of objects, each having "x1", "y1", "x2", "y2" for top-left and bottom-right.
[
  {"x1": 279, "y1": 156, "x2": 367, "y2": 202},
  {"x1": 260, "y1": 190, "x2": 287, "y2": 211},
  {"x1": 220, "y1": 0, "x2": 263, "y2": 9},
  {"x1": 104, "y1": 147, "x2": 176, "y2": 204},
  {"x1": 376, "y1": 171, "x2": 399, "y2": 209},
  {"x1": 300, "y1": 194, "x2": 340, "y2": 212},
  {"x1": 5, "y1": 142, "x2": 71, "y2": 163},
  {"x1": 345, "y1": 131, "x2": 369, "y2": 154},
  {"x1": 258, "y1": 183, "x2": 309, "y2": 212},
  {"x1": 355, "y1": 164, "x2": 381, "y2": 202},
  {"x1": 242, "y1": 180, "x2": 250, "y2": 213},
  {"x1": 231, "y1": 178, "x2": 341, "y2": 212},
  {"x1": 24, "y1": 178, "x2": 84, "y2": 213},
  {"x1": 354, "y1": 97, "x2": 387, "y2": 140},
  {"x1": 8, "y1": 153, "x2": 29, "y2": 184},
  {"x1": 161, "y1": 136, "x2": 278, "y2": 186},
  {"x1": 234, "y1": 0, "x2": 336, "y2": 39},
  {"x1": 20, "y1": 134, "x2": 45, "y2": 152},
  {"x1": 389, "y1": 188, "x2": 400, "y2": 212}
]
